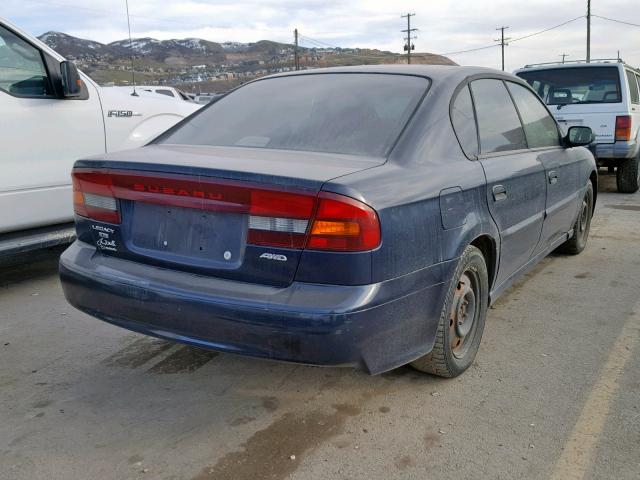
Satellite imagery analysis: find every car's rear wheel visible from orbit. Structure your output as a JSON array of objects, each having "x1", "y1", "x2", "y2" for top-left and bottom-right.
[
  {"x1": 411, "y1": 245, "x2": 488, "y2": 378},
  {"x1": 557, "y1": 181, "x2": 593, "y2": 255},
  {"x1": 616, "y1": 155, "x2": 639, "y2": 193}
]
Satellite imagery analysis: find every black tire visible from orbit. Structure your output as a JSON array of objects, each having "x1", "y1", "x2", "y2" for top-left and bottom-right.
[
  {"x1": 410, "y1": 245, "x2": 488, "y2": 378},
  {"x1": 616, "y1": 155, "x2": 640, "y2": 193},
  {"x1": 557, "y1": 181, "x2": 594, "y2": 255}
]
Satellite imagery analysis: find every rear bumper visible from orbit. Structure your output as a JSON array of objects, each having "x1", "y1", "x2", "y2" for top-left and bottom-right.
[
  {"x1": 593, "y1": 140, "x2": 639, "y2": 162},
  {"x1": 59, "y1": 241, "x2": 454, "y2": 374}
]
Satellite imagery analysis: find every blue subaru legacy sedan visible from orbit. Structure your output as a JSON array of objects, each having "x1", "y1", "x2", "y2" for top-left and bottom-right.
[{"x1": 60, "y1": 65, "x2": 597, "y2": 377}]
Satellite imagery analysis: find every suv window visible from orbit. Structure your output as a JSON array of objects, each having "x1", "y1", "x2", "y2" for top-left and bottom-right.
[
  {"x1": 516, "y1": 67, "x2": 621, "y2": 105},
  {"x1": 156, "y1": 89, "x2": 174, "y2": 97},
  {"x1": 507, "y1": 82, "x2": 560, "y2": 149},
  {"x1": 451, "y1": 85, "x2": 478, "y2": 157},
  {"x1": 0, "y1": 25, "x2": 51, "y2": 97},
  {"x1": 626, "y1": 70, "x2": 639, "y2": 104},
  {"x1": 470, "y1": 79, "x2": 527, "y2": 154}
]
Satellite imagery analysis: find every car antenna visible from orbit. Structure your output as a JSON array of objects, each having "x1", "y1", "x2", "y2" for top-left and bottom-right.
[{"x1": 125, "y1": 0, "x2": 138, "y2": 96}]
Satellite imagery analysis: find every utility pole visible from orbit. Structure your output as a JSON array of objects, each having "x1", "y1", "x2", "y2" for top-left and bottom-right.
[
  {"x1": 401, "y1": 13, "x2": 417, "y2": 64},
  {"x1": 560, "y1": 53, "x2": 569, "y2": 64},
  {"x1": 494, "y1": 26, "x2": 510, "y2": 71},
  {"x1": 294, "y1": 28, "x2": 299, "y2": 71},
  {"x1": 586, "y1": 0, "x2": 591, "y2": 63}
]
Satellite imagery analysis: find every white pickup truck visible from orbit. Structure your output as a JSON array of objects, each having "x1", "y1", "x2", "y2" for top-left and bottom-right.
[{"x1": 0, "y1": 18, "x2": 200, "y2": 255}]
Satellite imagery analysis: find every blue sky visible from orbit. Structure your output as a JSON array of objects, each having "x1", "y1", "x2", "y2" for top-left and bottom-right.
[{"x1": 4, "y1": 0, "x2": 639, "y2": 71}]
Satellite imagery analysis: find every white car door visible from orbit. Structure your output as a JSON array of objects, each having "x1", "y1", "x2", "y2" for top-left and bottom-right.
[{"x1": 0, "y1": 23, "x2": 104, "y2": 234}]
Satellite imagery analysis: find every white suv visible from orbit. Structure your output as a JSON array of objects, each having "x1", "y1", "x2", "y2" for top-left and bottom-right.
[{"x1": 515, "y1": 60, "x2": 640, "y2": 193}]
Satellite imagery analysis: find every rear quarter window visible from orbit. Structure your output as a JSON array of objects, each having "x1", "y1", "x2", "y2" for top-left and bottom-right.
[{"x1": 451, "y1": 85, "x2": 479, "y2": 157}]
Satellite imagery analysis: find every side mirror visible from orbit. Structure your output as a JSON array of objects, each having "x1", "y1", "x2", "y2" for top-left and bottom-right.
[
  {"x1": 60, "y1": 60, "x2": 82, "y2": 97},
  {"x1": 565, "y1": 126, "x2": 594, "y2": 147}
]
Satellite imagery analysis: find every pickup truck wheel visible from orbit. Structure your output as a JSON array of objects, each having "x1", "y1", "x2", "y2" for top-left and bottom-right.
[
  {"x1": 410, "y1": 245, "x2": 488, "y2": 378},
  {"x1": 616, "y1": 155, "x2": 639, "y2": 193},
  {"x1": 557, "y1": 181, "x2": 593, "y2": 255}
]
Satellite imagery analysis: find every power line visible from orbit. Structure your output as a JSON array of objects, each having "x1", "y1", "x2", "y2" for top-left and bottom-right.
[
  {"x1": 299, "y1": 35, "x2": 347, "y2": 51},
  {"x1": 299, "y1": 35, "x2": 389, "y2": 57},
  {"x1": 592, "y1": 14, "x2": 640, "y2": 28},
  {"x1": 439, "y1": 44, "x2": 499, "y2": 56},
  {"x1": 438, "y1": 15, "x2": 584, "y2": 59},
  {"x1": 509, "y1": 15, "x2": 585, "y2": 43}
]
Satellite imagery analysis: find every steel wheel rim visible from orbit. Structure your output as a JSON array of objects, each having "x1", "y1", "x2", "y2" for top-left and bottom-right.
[
  {"x1": 449, "y1": 271, "x2": 480, "y2": 359},
  {"x1": 578, "y1": 200, "x2": 589, "y2": 234}
]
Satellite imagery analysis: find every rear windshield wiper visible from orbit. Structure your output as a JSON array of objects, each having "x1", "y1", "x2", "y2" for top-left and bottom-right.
[
  {"x1": 552, "y1": 100, "x2": 604, "y2": 110},
  {"x1": 572, "y1": 100, "x2": 605, "y2": 104}
]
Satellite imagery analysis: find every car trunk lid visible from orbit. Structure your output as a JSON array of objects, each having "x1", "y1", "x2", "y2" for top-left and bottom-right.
[{"x1": 73, "y1": 145, "x2": 383, "y2": 286}]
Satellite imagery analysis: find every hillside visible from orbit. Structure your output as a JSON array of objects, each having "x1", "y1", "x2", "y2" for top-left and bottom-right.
[{"x1": 37, "y1": 31, "x2": 455, "y2": 88}]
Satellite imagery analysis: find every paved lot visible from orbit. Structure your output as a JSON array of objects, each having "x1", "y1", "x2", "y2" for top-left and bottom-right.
[{"x1": 1, "y1": 173, "x2": 639, "y2": 480}]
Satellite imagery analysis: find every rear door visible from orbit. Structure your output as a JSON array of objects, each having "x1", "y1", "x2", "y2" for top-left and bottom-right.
[
  {"x1": 471, "y1": 78, "x2": 547, "y2": 285},
  {"x1": 506, "y1": 81, "x2": 583, "y2": 249}
]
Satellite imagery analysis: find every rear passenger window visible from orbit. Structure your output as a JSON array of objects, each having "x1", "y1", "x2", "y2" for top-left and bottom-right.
[
  {"x1": 626, "y1": 71, "x2": 639, "y2": 104},
  {"x1": 507, "y1": 82, "x2": 560, "y2": 148},
  {"x1": 470, "y1": 79, "x2": 527, "y2": 154},
  {"x1": 451, "y1": 85, "x2": 478, "y2": 157}
]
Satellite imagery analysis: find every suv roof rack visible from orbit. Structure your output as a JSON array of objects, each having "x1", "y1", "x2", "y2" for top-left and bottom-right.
[{"x1": 522, "y1": 58, "x2": 627, "y2": 68}]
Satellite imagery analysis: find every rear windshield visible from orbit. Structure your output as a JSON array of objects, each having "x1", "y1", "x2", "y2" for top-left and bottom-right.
[
  {"x1": 157, "y1": 73, "x2": 429, "y2": 157},
  {"x1": 516, "y1": 66, "x2": 622, "y2": 105}
]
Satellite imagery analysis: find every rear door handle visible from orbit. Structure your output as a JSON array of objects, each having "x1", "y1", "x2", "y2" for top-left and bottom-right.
[
  {"x1": 492, "y1": 185, "x2": 507, "y2": 201},
  {"x1": 548, "y1": 170, "x2": 558, "y2": 184}
]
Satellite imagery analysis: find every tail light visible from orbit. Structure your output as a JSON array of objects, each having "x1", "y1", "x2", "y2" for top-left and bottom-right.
[
  {"x1": 72, "y1": 172, "x2": 120, "y2": 223},
  {"x1": 306, "y1": 192, "x2": 380, "y2": 251},
  {"x1": 615, "y1": 115, "x2": 632, "y2": 141},
  {"x1": 72, "y1": 169, "x2": 381, "y2": 252}
]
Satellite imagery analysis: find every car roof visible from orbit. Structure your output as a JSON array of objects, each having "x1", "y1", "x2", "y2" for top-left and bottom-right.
[{"x1": 263, "y1": 64, "x2": 517, "y2": 84}]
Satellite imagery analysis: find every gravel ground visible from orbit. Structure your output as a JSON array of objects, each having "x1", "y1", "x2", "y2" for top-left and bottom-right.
[{"x1": 1, "y1": 173, "x2": 638, "y2": 480}]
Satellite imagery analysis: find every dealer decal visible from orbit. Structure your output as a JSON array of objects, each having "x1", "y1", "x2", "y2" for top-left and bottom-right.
[{"x1": 91, "y1": 224, "x2": 118, "y2": 252}]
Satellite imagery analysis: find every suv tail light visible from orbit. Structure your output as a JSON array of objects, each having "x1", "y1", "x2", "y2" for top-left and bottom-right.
[
  {"x1": 615, "y1": 115, "x2": 632, "y2": 141},
  {"x1": 72, "y1": 169, "x2": 381, "y2": 252}
]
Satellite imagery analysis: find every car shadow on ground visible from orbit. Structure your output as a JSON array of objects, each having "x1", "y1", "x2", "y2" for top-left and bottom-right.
[{"x1": 0, "y1": 245, "x2": 67, "y2": 287}]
